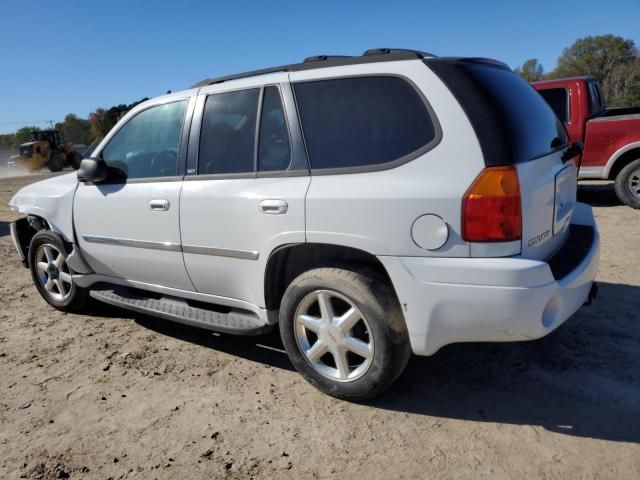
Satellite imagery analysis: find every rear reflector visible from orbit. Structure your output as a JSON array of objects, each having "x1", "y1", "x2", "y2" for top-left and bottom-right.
[{"x1": 462, "y1": 166, "x2": 522, "y2": 242}]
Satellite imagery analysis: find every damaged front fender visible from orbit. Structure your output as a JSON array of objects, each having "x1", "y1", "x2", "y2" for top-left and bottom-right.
[{"x1": 8, "y1": 172, "x2": 79, "y2": 242}]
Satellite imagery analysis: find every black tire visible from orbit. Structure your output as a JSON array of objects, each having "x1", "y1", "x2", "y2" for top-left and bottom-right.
[
  {"x1": 68, "y1": 151, "x2": 83, "y2": 170},
  {"x1": 28, "y1": 230, "x2": 89, "y2": 311},
  {"x1": 614, "y1": 158, "x2": 640, "y2": 209},
  {"x1": 48, "y1": 154, "x2": 64, "y2": 172},
  {"x1": 279, "y1": 267, "x2": 411, "y2": 401}
]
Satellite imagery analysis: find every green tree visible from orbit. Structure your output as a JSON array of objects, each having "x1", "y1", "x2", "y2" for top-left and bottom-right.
[
  {"x1": 88, "y1": 97, "x2": 148, "y2": 143},
  {"x1": 55, "y1": 114, "x2": 92, "y2": 145},
  {"x1": 13, "y1": 126, "x2": 40, "y2": 148},
  {"x1": 548, "y1": 34, "x2": 640, "y2": 106},
  {"x1": 515, "y1": 58, "x2": 544, "y2": 82},
  {"x1": 0, "y1": 133, "x2": 16, "y2": 150}
]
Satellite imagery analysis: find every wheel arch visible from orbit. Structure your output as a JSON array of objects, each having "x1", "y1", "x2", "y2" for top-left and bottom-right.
[
  {"x1": 263, "y1": 242, "x2": 396, "y2": 312},
  {"x1": 13, "y1": 215, "x2": 74, "y2": 265},
  {"x1": 605, "y1": 143, "x2": 640, "y2": 180}
]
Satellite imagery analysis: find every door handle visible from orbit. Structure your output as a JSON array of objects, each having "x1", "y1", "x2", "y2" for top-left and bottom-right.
[
  {"x1": 148, "y1": 199, "x2": 170, "y2": 211},
  {"x1": 260, "y1": 199, "x2": 288, "y2": 215}
]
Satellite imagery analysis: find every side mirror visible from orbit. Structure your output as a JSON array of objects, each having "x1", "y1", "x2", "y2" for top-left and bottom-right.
[
  {"x1": 562, "y1": 142, "x2": 583, "y2": 163},
  {"x1": 77, "y1": 158, "x2": 108, "y2": 183}
]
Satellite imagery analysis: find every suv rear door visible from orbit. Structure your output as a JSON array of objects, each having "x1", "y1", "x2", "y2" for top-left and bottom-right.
[{"x1": 179, "y1": 75, "x2": 309, "y2": 307}]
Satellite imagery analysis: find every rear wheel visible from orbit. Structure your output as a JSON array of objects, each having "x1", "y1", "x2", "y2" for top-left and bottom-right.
[
  {"x1": 68, "y1": 151, "x2": 83, "y2": 170},
  {"x1": 48, "y1": 153, "x2": 64, "y2": 172},
  {"x1": 28, "y1": 231, "x2": 88, "y2": 311},
  {"x1": 614, "y1": 158, "x2": 640, "y2": 208},
  {"x1": 279, "y1": 267, "x2": 411, "y2": 401}
]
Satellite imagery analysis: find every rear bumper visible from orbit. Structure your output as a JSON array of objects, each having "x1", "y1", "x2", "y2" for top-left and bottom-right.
[{"x1": 379, "y1": 203, "x2": 600, "y2": 356}]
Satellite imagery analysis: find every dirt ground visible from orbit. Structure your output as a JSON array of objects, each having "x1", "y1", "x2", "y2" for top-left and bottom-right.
[{"x1": 0, "y1": 172, "x2": 638, "y2": 480}]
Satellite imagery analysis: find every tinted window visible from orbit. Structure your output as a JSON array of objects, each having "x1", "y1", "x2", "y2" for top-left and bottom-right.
[
  {"x1": 294, "y1": 77, "x2": 436, "y2": 170},
  {"x1": 588, "y1": 81, "x2": 606, "y2": 113},
  {"x1": 199, "y1": 89, "x2": 259, "y2": 174},
  {"x1": 462, "y1": 65, "x2": 568, "y2": 161},
  {"x1": 258, "y1": 86, "x2": 291, "y2": 171},
  {"x1": 538, "y1": 88, "x2": 569, "y2": 123},
  {"x1": 102, "y1": 101, "x2": 187, "y2": 179}
]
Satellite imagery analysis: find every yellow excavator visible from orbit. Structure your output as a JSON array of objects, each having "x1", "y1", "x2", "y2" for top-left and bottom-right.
[{"x1": 10, "y1": 130, "x2": 83, "y2": 172}]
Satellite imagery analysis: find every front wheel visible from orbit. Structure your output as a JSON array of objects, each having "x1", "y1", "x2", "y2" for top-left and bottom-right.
[
  {"x1": 279, "y1": 268, "x2": 411, "y2": 401},
  {"x1": 48, "y1": 154, "x2": 64, "y2": 172},
  {"x1": 614, "y1": 158, "x2": 640, "y2": 209},
  {"x1": 28, "y1": 230, "x2": 88, "y2": 311}
]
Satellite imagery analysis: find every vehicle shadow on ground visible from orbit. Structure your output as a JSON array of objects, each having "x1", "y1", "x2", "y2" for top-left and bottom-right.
[
  {"x1": 375, "y1": 281, "x2": 640, "y2": 444},
  {"x1": 577, "y1": 182, "x2": 622, "y2": 207},
  {"x1": 0, "y1": 221, "x2": 9, "y2": 237},
  {"x1": 89, "y1": 281, "x2": 639, "y2": 444},
  {"x1": 88, "y1": 302, "x2": 295, "y2": 372}
]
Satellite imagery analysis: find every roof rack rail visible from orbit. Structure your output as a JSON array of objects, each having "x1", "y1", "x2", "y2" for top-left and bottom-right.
[
  {"x1": 191, "y1": 64, "x2": 296, "y2": 88},
  {"x1": 303, "y1": 55, "x2": 353, "y2": 63},
  {"x1": 191, "y1": 48, "x2": 438, "y2": 88},
  {"x1": 363, "y1": 48, "x2": 436, "y2": 58}
]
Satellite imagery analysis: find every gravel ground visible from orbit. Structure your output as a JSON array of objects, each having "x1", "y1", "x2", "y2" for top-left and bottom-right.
[{"x1": 0, "y1": 173, "x2": 638, "y2": 479}]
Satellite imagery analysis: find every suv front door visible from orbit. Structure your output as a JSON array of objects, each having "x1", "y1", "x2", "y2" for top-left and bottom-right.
[
  {"x1": 180, "y1": 78, "x2": 309, "y2": 307},
  {"x1": 74, "y1": 97, "x2": 196, "y2": 291}
]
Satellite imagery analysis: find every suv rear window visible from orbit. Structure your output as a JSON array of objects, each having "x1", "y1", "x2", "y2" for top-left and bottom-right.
[
  {"x1": 293, "y1": 76, "x2": 437, "y2": 170},
  {"x1": 426, "y1": 60, "x2": 568, "y2": 165},
  {"x1": 538, "y1": 88, "x2": 569, "y2": 123}
]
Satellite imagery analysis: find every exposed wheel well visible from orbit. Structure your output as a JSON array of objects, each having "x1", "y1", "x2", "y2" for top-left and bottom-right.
[
  {"x1": 608, "y1": 148, "x2": 640, "y2": 180},
  {"x1": 13, "y1": 215, "x2": 64, "y2": 264},
  {"x1": 264, "y1": 243, "x2": 394, "y2": 311}
]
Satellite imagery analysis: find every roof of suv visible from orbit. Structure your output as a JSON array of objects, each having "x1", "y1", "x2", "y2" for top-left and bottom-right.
[
  {"x1": 191, "y1": 49, "x2": 437, "y2": 88},
  {"x1": 191, "y1": 49, "x2": 512, "y2": 89}
]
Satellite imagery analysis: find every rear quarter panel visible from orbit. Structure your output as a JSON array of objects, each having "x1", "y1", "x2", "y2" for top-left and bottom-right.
[{"x1": 291, "y1": 60, "x2": 485, "y2": 258}]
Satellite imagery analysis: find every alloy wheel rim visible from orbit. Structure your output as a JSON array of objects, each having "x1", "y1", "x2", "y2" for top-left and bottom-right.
[
  {"x1": 35, "y1": 244, "x2": 73, "y2": 301},
  {"x1": 628, "y1": 168, "x2": 640, "y2": 199},
  {"x1": 294, "y1": 290, "x2": 374, "y2": 382}
]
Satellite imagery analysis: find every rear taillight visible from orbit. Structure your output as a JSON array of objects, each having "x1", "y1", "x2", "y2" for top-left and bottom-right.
[{"x1": 462, "y1": 166, "x2": 522, "y2": 242}]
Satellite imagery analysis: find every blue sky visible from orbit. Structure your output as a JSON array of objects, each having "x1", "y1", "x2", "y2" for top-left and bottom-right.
[{"x1": 1, "y1": 0, "x2": 638, "y2": 134}]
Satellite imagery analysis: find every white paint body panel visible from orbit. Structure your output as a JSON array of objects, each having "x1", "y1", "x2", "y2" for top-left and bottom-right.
[
  {"x1": 73, "y1": 181, "x2": 194, "y2": 291},
  {"x1": 180, "y1": 176, "x2": 309, "y2": 306},
  {"x1": 9, "y1": 172, "x2": 78, "y2": 241},
  {"x1": 516, "y1": 155, "x2": 577, "y2": 260}
]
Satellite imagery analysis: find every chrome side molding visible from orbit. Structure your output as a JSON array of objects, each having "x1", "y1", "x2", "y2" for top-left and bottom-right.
[
  {"x1": 83, "y1": 235, "x2": 182, "y2": 252},
  {"x1": 182, "y1": 245, "x2": 259, "y2": 260},
  {"x1": 82, "y1": 235, "x2": 258, "y2": 260}
]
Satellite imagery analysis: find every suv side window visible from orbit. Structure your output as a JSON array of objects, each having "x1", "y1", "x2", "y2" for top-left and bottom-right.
[
  {"x1": 199, "y1": 89, "x2": 260, "y2": 175},
  {"x1": 293, "y1": 76, "x2": 436, "y2": 170},
  {"x1": 538, "y1": 88, "x2": 569, "y2": 123},
  {"x1": 101, "y1": 100, "x2": 187, "y2": 179},
  {"x1": 258, "y1": 86, "x2": 291, "y2": 171}
]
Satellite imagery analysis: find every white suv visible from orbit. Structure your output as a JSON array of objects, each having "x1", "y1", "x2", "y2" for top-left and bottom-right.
[{"x1": 9, "y1": 49, "x2": 600, "y2": 400}]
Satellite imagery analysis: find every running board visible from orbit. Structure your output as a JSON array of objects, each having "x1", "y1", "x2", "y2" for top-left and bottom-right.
[{"x1": 90, "y1": 286, "x2": 271, "y2": 335}]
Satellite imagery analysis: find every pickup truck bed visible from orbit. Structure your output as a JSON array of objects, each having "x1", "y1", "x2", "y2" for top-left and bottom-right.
[{"x1": 534, "y1": 76, "x2": 640, "y2": 208}]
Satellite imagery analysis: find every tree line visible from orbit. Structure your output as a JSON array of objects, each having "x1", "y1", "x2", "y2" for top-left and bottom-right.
[
  {"x1": 515, "y1": 34, "x2": 640, "y2": 107},
  {"x1": 2, "y1": 34, "x2": 638, "y2": 151}
]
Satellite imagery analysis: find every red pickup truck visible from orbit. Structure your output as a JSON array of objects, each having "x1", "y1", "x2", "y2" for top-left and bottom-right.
[{"x1": 533, "y1": 76, "x2": 640, "y2": 208}]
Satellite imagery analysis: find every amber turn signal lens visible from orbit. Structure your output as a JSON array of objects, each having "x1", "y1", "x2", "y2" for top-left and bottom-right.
[{"x1": 462, "y1": 166, "x2": 522, "y2": 242}]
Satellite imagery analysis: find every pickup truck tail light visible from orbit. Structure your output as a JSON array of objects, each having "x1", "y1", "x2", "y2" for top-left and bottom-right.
[{"x1": 462, "y1": 166, "x2": 522, "y2": 242}]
